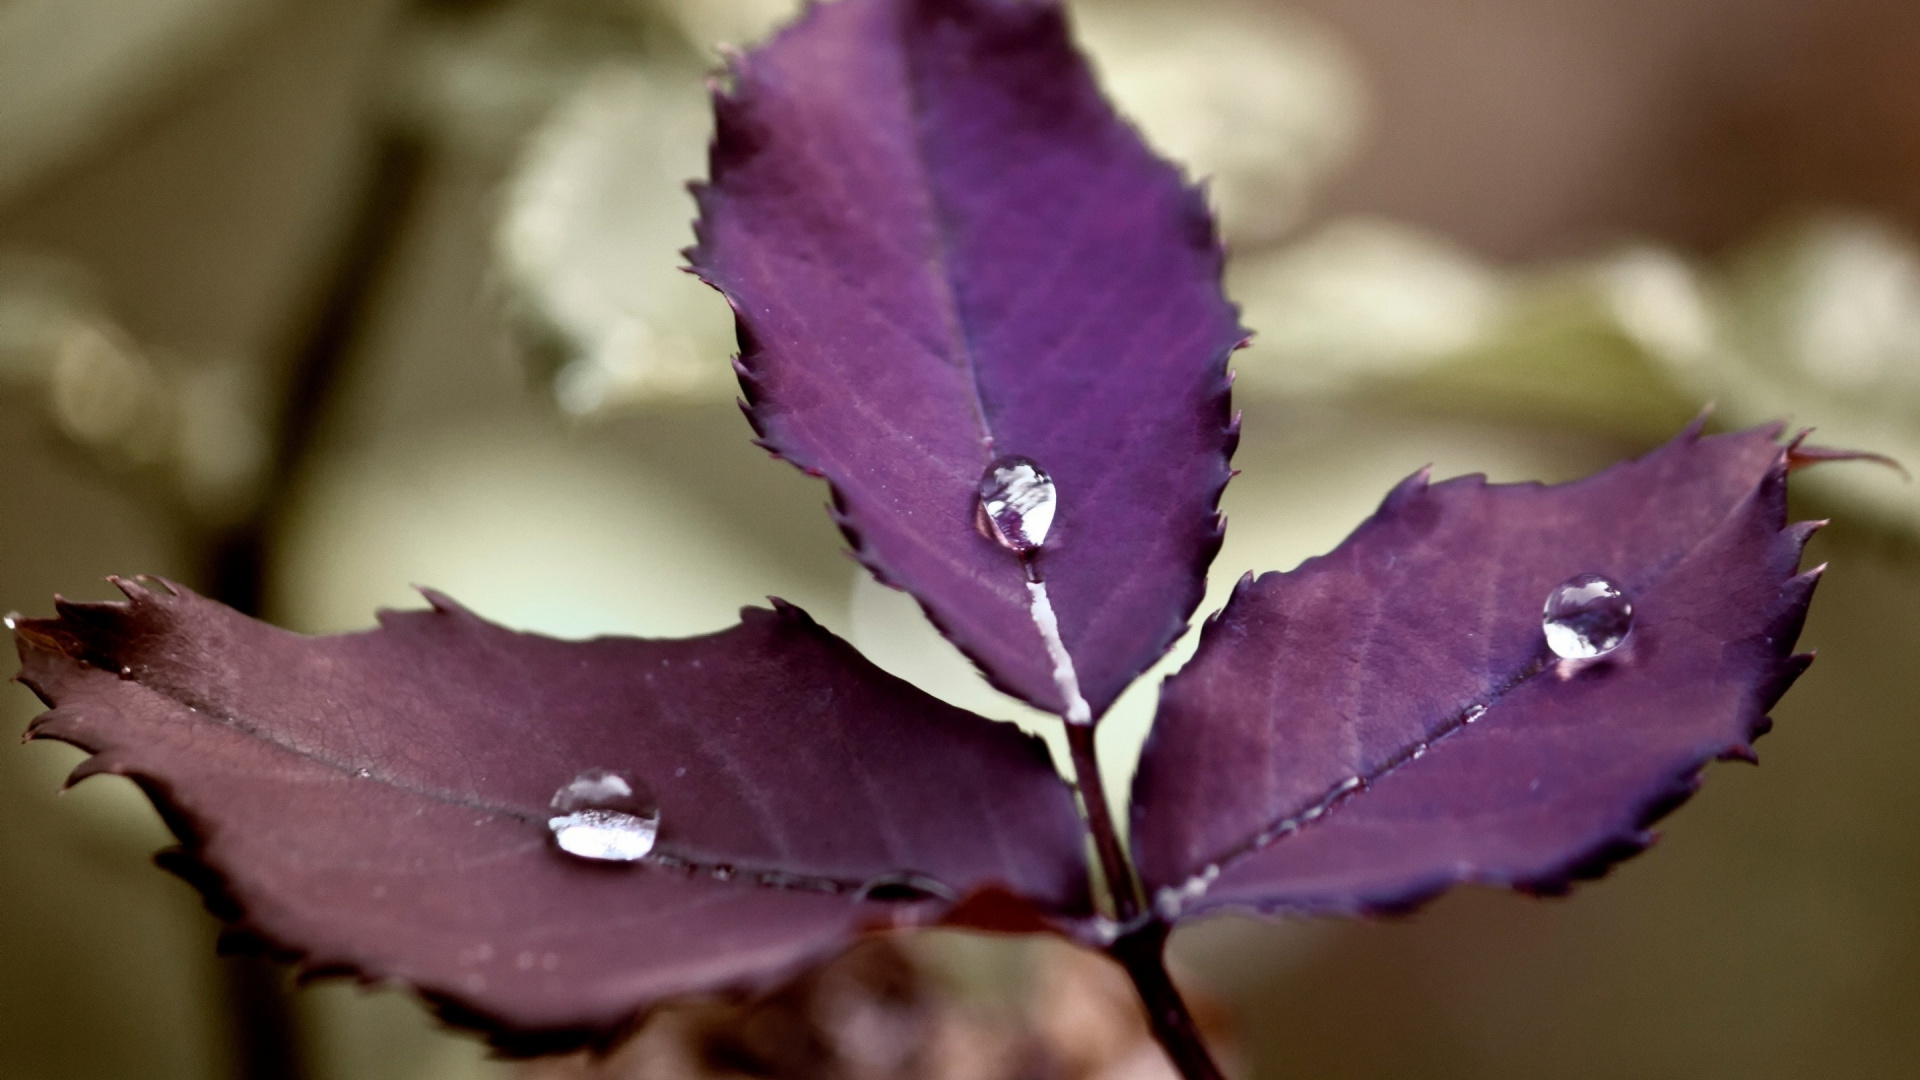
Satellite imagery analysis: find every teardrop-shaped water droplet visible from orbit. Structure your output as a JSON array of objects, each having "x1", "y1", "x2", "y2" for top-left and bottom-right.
[
  {"x1": 977, "y1": 456, "x2": 1056, "y2": 554},
  {"x1": 855, "y1": 873, "x2": 955, "y2": 903},
  {"x1": 1543, "y1": 573, "x2": 1634, "y2": 659},
  {"x1": 548, "y1": 768, "x2": 658, "y2": 863}
]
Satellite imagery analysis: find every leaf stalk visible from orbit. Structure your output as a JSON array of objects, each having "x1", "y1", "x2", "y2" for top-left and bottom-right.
[
  {"x1": 1109, "y1": 922, "x2": 1230, "y2": 1080},
  {"x1": 1063, "y1": 721, "x2": 1140, "y2": 922},
  {"x1": 1064, "y1": 724, "x2": 1227, "y2": 1080}
]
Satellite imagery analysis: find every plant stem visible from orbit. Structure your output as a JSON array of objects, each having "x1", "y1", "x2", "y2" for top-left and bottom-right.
[
  {"x1": 1063, "y1": 720, "x2": 1139, "y2": 921},
  {"x1": 1110, "y1": 922, "x2": 1229, "y2": 1080},
  {"x1": 1062, "y1": 725, "x2": 1227, "y2": 1079}
]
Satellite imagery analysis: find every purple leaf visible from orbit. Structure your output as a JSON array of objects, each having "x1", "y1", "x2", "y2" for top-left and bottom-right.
[
  {"x1": 688, "y1": 0, "x2": 1244, "y2": 720},
  {"x1": 1130, "y1": 423, "x2": 1824, "y2": 919},
  {"x1": 13, "y1": 582, "x2": 1087, "y2": 1049}
]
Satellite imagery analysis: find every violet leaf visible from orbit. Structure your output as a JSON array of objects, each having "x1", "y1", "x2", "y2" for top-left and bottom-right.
[
  {"x1": 13, "y1": 581, "x2": 1088, "y2": 1050},
  {"x1": 1130, "y1": 423, "x2": 1825, "y2": 919},
  {"x1": 688, "y1": 0, "x2": 1244, "y2": 720}
]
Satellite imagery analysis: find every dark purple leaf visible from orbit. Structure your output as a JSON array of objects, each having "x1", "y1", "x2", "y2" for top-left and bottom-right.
[
  {"x1": 688, "y1": 0, "x2": 1244, "y2": 719},
  {"x1": 13, "y1": 582, "x2": 1087, "y2": 1049},
  {"x1": 1130, "y1": 423, "x2": 1824, "y2": 919}
]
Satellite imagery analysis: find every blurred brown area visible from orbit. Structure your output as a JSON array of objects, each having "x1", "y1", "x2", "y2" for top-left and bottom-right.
[
  {"x1": 0, "y1": 1, "x2": 1916, "y2": 1079},
  {"x1": 519, "y1": 935, "x2": 1232, "y2": 1080},
  {"x1": 1293, "y1": 0, "x2": 1920, "y2": 259}
]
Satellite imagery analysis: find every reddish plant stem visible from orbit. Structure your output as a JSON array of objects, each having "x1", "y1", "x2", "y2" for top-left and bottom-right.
[
  {"x1": 1062, "y1": 724, "x2": 1227, "y2": 1080},
  {"x1": 1063, "y1": 721, "x2": 1139, "y2": 921}
]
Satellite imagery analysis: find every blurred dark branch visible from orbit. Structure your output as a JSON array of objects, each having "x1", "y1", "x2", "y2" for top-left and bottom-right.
[
  {"x1": 203, "y1": 129, "x2": 430, "y2": 1080},
  {"x1": 205, "y1": 132, "x2": 429, "y2": 614}
]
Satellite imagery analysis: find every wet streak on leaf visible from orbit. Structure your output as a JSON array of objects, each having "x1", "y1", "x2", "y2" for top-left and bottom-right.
[
  {"x1": 13, "y1": 583, "x2": 1088, "y2": 1050},
  {"x1": 688, "y1": 0, "x2": 1244, "y2": 719},
  {"x1": 1130, "y1": 423, "x2": 1824, "y2": 917}
]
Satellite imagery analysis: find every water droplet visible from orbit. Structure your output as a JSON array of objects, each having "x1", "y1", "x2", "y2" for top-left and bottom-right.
[
  {"x1": 547, "y1": 769, "x2": 658, "y2": 863},
  {"x1": 1543, "y1": 573, "x2": 1634, "y2": 659},
  {"x1": 977, "y1": 456, "x2": 1056, "y2": 554},
  {"x1": 855, "y1": 873, "x2": 954, "y2": 903}
]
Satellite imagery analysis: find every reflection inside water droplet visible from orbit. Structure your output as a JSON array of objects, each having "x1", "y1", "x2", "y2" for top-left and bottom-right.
[
  {"x1": 1542, "y1": 573, "x2": 1634, "y2": 659},
  {"x1": 548, "y1": 768, "x2": 659, "y2": 862},
  {"x1": 977, "y1": 456, "x2": 1056, "y2": 555},
  {"x1": 855, "y1": 873, "x2": 954, "y2": 903}
]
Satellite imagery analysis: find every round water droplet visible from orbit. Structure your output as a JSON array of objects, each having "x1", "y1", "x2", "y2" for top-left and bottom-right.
[
  {"x1": 548, "y1": 768, "x2": 659, "y2": 863},
  {"x1": 1542, "y1": 573, "x2": 1634, "y2": 659},
  {"x1": 977, "y1": 455, "x2": 1057, "y2": 554},
  {"x1": 855, "y1": 873, "x2": 954, "y2": 904}
]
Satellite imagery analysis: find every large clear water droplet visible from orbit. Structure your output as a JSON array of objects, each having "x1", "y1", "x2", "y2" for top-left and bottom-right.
[
  {"x1": 1543, "y1": 573, "x2": 1634, "y2": 659},
  {"x1": 977, "y1": 456, "x2": 1056, "y2": 554},
  {"x1": 547, "y1": 768, "x2": 658, "y2": 862}
]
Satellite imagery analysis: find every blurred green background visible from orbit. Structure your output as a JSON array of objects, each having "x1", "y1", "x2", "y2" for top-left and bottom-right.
[{"x1": 2, "y1": 1, "x2": 1916, "y2": 1077}]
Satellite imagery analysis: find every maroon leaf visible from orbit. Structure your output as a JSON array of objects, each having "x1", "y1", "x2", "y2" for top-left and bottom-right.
[
  {"x1": 13, "y1": 582, "x2": 1087, "y2": 1049},
  {"x1": 688, "y1": 0, "x2": 1244, "y2": 720},
  {"x1": 1130, "y1": 423, "x2": 1824, "y2": 919}
]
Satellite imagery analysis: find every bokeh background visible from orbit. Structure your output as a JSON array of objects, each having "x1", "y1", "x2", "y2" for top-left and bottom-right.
[{"x1": 2, "y1": 0, "x2": 1917, "y2": 1077}]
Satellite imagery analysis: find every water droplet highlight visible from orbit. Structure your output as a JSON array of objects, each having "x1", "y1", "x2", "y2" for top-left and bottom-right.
[
  {"x1": 548, "y1": 768, "x2": 658, "y2": 863},
  {"x1": 1543, "y1": 573, "x2": 1634, "y2": 659},
  {"x1": 977, "y1": 456, "x2": 1056, "y2": 555},
  {"x1": 855, "y1": 873, "x2": 954, "y2": 903}
]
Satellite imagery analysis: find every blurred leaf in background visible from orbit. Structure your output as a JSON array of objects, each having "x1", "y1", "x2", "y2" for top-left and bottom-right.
[
  {"x1": 1609, "y1": 213, "x2": 1920, "y2": 533},
  {"x1": 495, "y1": 67, "x2": 736, "y2": 416},
  {"x1": 1072, "y1": 0, "x2": 1364, "y2": 247}
]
